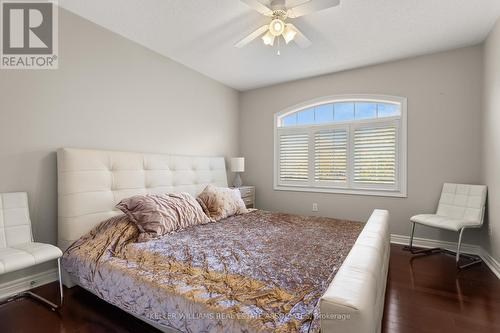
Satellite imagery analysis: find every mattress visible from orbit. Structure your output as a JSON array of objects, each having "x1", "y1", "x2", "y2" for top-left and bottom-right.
[{"x1": 62, "y1": 210, "x2": 363, "y2": 333}]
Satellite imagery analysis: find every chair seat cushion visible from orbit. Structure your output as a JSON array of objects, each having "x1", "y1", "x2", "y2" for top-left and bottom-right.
[
  {"x1": 0, "y1": 243, "x2": 62, "y2": 274},
  {"x1": 410, "y1": 214, "x2": 480, "y2": 231}
]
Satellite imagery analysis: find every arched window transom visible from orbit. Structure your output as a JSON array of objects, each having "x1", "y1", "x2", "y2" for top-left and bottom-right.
[{"x1": 274, "y1": 95, "x2": 407, "y2": 197}]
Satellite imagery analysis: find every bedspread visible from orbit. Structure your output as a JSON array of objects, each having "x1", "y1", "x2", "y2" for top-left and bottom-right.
[{"x1": 62, "y1": 210, "x2": 363, "y2": 333}]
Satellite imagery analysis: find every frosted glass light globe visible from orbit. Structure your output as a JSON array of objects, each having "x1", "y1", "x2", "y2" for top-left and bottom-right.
[{"x1": 269, "y1": 19, "x2": 285, "y2": 36}]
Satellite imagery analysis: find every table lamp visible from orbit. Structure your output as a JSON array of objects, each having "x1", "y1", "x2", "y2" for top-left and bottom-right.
[{"x1": 231, "y1": 157, "x2": 245, "y2": 188}]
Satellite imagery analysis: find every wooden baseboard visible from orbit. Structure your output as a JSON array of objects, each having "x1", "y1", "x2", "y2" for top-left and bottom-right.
[
  {"x1": 0, "y1": 269, "x2": 58, "y2": 299},
  {"x1": 391, "y1": 234, "x2": 500, "y2": 279}
]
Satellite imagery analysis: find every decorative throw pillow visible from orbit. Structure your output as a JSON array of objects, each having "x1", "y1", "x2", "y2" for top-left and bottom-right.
[
  {"x1": 116, "y1": 192, "x2": 211, "y2": 241},
  {"x1": 196, "y1": 185, "x2": 248, "y2": 221}
]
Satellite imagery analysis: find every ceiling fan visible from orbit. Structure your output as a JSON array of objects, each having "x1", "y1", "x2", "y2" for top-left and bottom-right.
[{"x1": 235, "y1": 0, "x2": 340, "y2": 52}]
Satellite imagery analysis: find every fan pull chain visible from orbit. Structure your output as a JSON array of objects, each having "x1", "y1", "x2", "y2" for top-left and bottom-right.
[{"x1": 277, "y1": 36, "x2": 281, "y2": 56}]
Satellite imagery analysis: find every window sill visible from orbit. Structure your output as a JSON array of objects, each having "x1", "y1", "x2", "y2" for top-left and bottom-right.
[{"x1": 273, "y1": 185, "x2": 407, "y2": 198}]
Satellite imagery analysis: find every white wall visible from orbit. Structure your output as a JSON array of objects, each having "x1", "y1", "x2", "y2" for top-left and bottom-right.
[
  {"x1": 0, "y1": 9, "x2": 239, "y2": 283},
  {"x1": 482, "y1": 18, "x2": 500, "y2": 263},
  {"x1": 240, "y1": 46, "x2": 483, "y2": 243}
]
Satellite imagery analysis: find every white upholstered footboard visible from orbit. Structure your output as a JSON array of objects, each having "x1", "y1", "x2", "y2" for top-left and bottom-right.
[{"x1": 320, "y1": 209, "x2": 390, "y2": 333}]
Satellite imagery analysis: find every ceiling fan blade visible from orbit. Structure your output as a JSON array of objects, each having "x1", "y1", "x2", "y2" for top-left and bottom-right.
[
  {"x1": 240, "y1": 0, "x2": 273, "y2": 16},
  {"x1": 287, "y1": 24, "x2": 312, "y2": 48},
  {"x1": 235, "y1": 25, "x2": 269, "y2": 48},
  {"x1": 287, "y1": 0, "x2": 340, "y2": 18}
]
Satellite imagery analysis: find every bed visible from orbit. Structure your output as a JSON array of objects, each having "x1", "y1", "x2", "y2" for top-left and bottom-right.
[{"x1": 57, "y1": 148, "x2": 390, "y2": 333}]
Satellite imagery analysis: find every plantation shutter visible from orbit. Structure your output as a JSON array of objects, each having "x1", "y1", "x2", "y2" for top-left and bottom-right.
[
  {"x1": 314, "y1": 129, "x2": 348, "y2": 182},
  {"x1": 279, "y1": 133, "x2": 309, "y2": 182},
  {"x1": 353, "y1": 125, "x2": 397, "y2": 185}
]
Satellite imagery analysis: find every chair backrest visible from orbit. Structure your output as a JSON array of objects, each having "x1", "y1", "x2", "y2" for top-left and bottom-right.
[
  {"x1": 436, "y1": 183, "x2": 487, "y2": 226},
  {"x1": 0, "y1": 192, "x2": 33, "y2": 248}
]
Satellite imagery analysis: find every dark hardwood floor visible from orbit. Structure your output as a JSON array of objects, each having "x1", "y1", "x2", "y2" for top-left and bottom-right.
[
  {"x1": 383, "y1": 245, "x2": 500, "y2": 333},
  {"x1": 1, "y1": 244, "x2": 499, "y2": 333}
]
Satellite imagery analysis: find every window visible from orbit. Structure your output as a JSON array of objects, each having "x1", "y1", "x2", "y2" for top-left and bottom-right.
[{"x1": 274, "y1": 95, "x2": 407, "y2": 197}]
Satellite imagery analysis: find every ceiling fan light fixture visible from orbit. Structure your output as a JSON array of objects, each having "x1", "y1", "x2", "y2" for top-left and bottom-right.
[
  {"x1": 283, "y1": 24, "x2": 298, "y2": 44},
  {"x1": 262, "y1": 30, "x2": 275, "y2": 46},
  {"x1": 269, "y1": 18, "x2": 285, "y2": 36},
  {"x1": 235, "y1": 0, "x2": 323, "y2": 50}
]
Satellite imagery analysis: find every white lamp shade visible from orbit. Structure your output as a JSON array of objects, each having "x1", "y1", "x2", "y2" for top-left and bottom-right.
[
  {"x1": 262, "y1": 31, "x2": 275, "y2": 46},
  {"x1": 230, "y1": 157, "x2": 245, "y2": 172},
  {"x1": 283, "y1": 24, "x2": 298, "y2": 44}
]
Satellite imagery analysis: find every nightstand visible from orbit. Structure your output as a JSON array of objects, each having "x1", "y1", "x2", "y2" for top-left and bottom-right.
[{"x1": 235, "y1": 186, "x2": 255, "y2": 209}]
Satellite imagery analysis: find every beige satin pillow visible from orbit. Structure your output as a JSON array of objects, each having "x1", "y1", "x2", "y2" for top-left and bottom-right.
[
  {"x1": 116, "y1": 192, "x2": 211, "y2": 241},
  {"x1": 196, "y1": 185, "x2": 248, "y2": 221}
]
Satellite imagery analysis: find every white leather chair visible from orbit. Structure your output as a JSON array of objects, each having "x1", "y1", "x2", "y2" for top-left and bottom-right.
[
  {"x1": 407, "y1": 183, "x2": 487, "y2": 269},
  {"x1": 0, "y1": 192, "x2": 63, "y2": 309}
]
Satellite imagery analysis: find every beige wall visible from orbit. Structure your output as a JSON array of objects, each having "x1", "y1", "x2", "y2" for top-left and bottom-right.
[
  {"x1": 240, "y1": 46, "x2": 483, "y2": 243},
  {"x1": 482, "y1": 19, "x2": 500, "y2": 262},
  {"x1": 0, "y1": 9, "x2": 239, "y2": 283}
]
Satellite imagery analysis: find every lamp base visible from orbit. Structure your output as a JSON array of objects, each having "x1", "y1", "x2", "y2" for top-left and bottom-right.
[{"x1": 233, "y1": 173, "x2": 242, "y2": 188}]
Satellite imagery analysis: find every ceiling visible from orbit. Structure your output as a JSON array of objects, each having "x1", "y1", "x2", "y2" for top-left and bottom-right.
[{"x1": 59, "y1": 0, "x2": 500, "y2": 91}]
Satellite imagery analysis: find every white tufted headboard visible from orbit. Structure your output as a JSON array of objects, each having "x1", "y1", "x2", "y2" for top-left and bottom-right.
[{"x1": 57, "y1": 148, "x2": 228, "y2": 251}]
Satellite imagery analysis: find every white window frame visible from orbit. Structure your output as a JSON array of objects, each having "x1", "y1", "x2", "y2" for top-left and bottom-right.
[{"x1": 274, "y1": 94, "x2": 407, "y2": 198}]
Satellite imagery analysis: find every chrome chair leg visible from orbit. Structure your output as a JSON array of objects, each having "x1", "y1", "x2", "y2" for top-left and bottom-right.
[
  {"x1": 409, "y1": 222, "x2": 415, "y2": 250},
  {"x1": 454, "y1": 228, "x2": 482, "y2": 269},
  {"x1": 456, "y1": 228, "x2": 464, "y2": 264},
  {"x1": 57, "y1": 257, "x2": 64, "y2": 306},
  {"x1": 404, "y1": 222, "x2": 440, "y2": 254},
  {"x1": 0, "y1": 258, "x2": 64, "y2": 311},
  {"x1": 405, "y1": 225, "x2": 482, "y2": 270}
]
